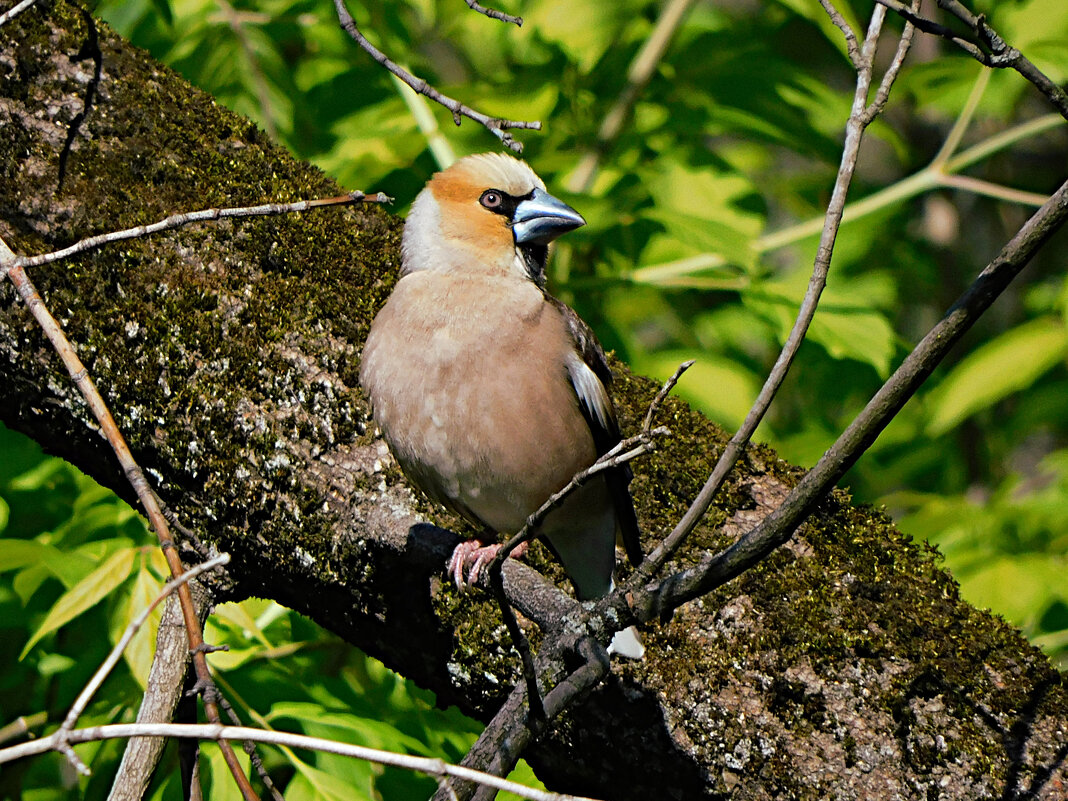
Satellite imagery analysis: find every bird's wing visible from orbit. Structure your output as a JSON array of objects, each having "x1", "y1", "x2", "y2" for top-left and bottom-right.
[{"x1": 550, "y1": 297, "x2": 644, "y2": 567}]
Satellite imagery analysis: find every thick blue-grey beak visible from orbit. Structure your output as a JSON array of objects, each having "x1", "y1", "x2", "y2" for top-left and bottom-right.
[{"x1": 512, "y1": 187, "x2": 586, "y2": 245}]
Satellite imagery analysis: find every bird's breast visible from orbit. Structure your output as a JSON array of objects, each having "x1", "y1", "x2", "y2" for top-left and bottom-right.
[{"x1": 360, "y1": 271, "x2": 596, "y2": 533}]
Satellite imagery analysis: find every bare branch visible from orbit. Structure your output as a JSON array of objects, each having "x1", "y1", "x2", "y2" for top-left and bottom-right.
[
  {"x1": 0, "y1": 0, "x2": 37, "y2": 27},
  {"x1": 454, "y1": 364, "x2": 688, "y2": 790},
  {"x1": 57, "y1": 556, "x2": 231, "y2": 748},
  {"x1": 13, "y1": 192, "x2": 389, "y2": 270},
  {"x1": 876, "y1": 0, "x2": 1068, "y2": 120},
  {"x1": 108, "y1": 589, "x2": 209, "y2": 801},
  {"x1": 818, "y1": 0, "x2": 862, "y2": 68},
  {"x1": 642, "y1": 359, "x2": 694, "y2": 433},
  {"x1": 462, "y1": 0, "x2": 522, "y2": 27},
  {"x1": 0, "y1": 713, "x2": 47, "y2": 747},
  {"x1": 863, "y1": 0, "x2": 918, "y2": 123},
  {"x1": 641, "y1": 175, "x2": 1068, "y2": 618},
  {"x1": 0, "y1": 722, "x2": 597, "y2": 801},
  {"x1": 333, "y1": 0, "x2": 540, "y2": 152},
  {"x1": 634, "y1": 1, "x2": 908, "y2": 582},
  {"x1": 482, "y1": 420, "x2": 673, "y2": 722},
  {"x1": 0, "y1": 237, "x2": 259, "y2": 801}
]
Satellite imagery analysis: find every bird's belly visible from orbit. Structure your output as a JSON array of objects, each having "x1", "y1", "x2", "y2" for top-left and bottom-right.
[{"x1": 363, "y1": 288, "x2": 595, "y2": 533}]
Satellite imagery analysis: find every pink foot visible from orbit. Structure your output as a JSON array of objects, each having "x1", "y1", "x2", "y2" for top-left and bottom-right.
[{"x1": 447, "y1": 540, "x2": 529, "y2": 590}]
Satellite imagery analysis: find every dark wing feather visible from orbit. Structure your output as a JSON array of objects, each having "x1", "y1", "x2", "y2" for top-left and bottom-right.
[{"x1": 550, "y1": 297, "x2": 644, "y2": 567}]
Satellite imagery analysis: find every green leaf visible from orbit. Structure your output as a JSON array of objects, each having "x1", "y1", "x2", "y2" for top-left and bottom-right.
[
  {"x1": 8, "y1": 459, "x2": 69, "y2": 491},
  {"x1": 635, "y1": 349, "x2": 761, "y2": 430},
  {"x1": 202, "y1": 741, "x2": 250, "y2": 801},
  {"x1": 0, "y1": 539, "x2": 53, "y2": 573},
  {"x1": 958, "y1": 554, "x2": 1068, "y2": 626},
  {"x1": 743, "y1": 273, "x2": 898, "y2": 375},
  {"x1": 286, "y1": 754, "x2": 377, "y2": 801},
  {"x1": 926, "y1": 317, "x2": 1068, "y2": 436},
  {"x1": 20, "y1": 547, "x2": 138, "y2": 658},
  {"x1": 269, "y1": 701, "x2": 430, "y2": 753},
  {"x1": 113, "y1": 562, "x2": 164, "y2": 688},
  {"x1": 807, "y1": 308, "x2": 896, "y2": 377},
  {"x1": 524, "y1": 1, "x2": 631, "y2": 71},
  {"x1": 37, "y1": 652, "x2": 77, "y2": 676}
]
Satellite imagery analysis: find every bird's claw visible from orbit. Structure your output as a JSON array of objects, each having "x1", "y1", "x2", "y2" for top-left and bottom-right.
[{"x1": 447, "y1": 540, "x2": 528, "y2": 591}]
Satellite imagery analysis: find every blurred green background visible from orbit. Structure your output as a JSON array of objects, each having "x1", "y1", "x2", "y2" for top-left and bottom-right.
[{"x1": 3, "y1": 0, "x2": 1068, "y2": 797}]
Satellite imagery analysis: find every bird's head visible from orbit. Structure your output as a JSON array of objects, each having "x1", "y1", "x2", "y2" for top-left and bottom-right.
[{"x1": 401, "y1": 153, "x2": 585, "y2": 284}]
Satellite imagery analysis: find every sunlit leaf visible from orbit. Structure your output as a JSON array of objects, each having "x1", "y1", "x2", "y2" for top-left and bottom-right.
[
  {"x1": 20, "y1": 547, "x2": 138, "y2": 658},
  {"x1": 114, "y1": 561, "x2": 165, "y2": 688},
  {"x1": 270, "y1": 701, "x2": 431, "y2": 753},
  {"x1": 807, "y1": 308, "x2": 896, "y2": 377},
  {"x1": 286, "y1": 753, "x2": 377, "y2": 801},
  {"x1": 0, "y1": 539, "x2": 52, "y2": 573},
  {"x1": 926, "y1": 317, "x2": 1068, "y2": 436},
  {"x1": 635, "y1": 349, "x2": 761, "y2": 430},
  {"x1": 958, "y1": 554, "x2": 1068, "y2": 626},
  {"x1": 37, "y1": 652, "x2": 77, "y2": 676},
  {"x1": 202, "y1": 739, "x2": 251, "y2": 801},
  {"x1": 9, "y1": 459, "x2": 69, "y2": 491}
]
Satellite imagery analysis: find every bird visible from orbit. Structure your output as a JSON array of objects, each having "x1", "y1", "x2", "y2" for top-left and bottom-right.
[{"x1": 359, "y1": 152, "x2": 644, "y2": 658}]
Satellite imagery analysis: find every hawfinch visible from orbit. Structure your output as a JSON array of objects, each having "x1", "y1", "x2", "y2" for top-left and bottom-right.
[{"x1": 360, "y1": 153, "x2": 644, "y2": 658}]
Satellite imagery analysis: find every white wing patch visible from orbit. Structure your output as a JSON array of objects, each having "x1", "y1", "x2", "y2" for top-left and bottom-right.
[{"x1": 565, "y1": 352, "x2": 613, "y2": 434}]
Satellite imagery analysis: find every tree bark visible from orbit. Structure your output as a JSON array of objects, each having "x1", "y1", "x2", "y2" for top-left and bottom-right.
[{"x1": 1, "y1": 3, "x2": 1065, "y2": 798}]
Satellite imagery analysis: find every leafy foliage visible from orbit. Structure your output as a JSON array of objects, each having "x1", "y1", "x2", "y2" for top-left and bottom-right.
[{"x1": 0, "y1": 424, "x2": 540, "y2": 799}]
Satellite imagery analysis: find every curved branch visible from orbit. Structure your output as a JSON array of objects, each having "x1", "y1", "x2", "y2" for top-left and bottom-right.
[
  {"x1": 333, "y1": 0, "x2": 540, "y2": 152},
  {"x1": 642, "y1": 175, "x2": 1068, "y2": 618},
  {"x1": 876, "y1": 0, "x2": 1068, "y2": 120},
  {"x1": 462, "y1": 0, "x2": 521, "y2": 27},
  {"x1": 635, "y1": 1, "x2": 908, "y2": 581},
  {"x1": 0, "y1": 723, "x2": 593, "y2": 801}
]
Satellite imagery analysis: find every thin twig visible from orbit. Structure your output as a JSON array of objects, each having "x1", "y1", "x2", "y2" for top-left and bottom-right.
[
  {"x1": 462, "y1": 0, "x2": 521, "y2": 27},
  {"x1": 476, "y1": 365, "x2": 685, "y2": 732},
  {"x1": 939, "y1": 174, "x2": 1050, "y2": 207},
  {"x1": 642, "y1": 359, "x2": 694, "y2": 433},
  {"x1": 500, "y1": 360, "x2": 691, "y2": 564},
  {"x1": 0, "y1": 722, "x2": 599, "y2": 801},
  {"x1": 634, "y1": 1, "x2": 903, "y2": 582},
  {"x1": 437, "y1": 634, "x2": 609, "y2": 801},
  {"x1": 108, "y1": 588, "x2": 209, "y2": 801},
  {"x1": 641, "y1": 175, "x2": 1068, "y2": 618},
  {"x1": 818, "y1": 0, "x2": 861, "y2": 68},
  {"x1": 487, "y1": 569, "x2": 547, "y2": 727},
  {"x1": 56, "y1": 556, "x2": 231, "y2": 758},
  {"x1": 217, "y1": 695, "x2": 286, "y2": 801},
  {"x1": 876, "y1": 0, "x2": 1068, "y2": 120},
  {"x1": 492, "y1": 424, "x2": 673, "y2": 574},
  {"x1": 0, "y1": 237, "x2": 259, "y2": 801},
  {"x1": 863, "y1": 0, "x2": 918, "y2": 123},
  {"x1": 483, "y1": 423, "x2": 670, "y2": 720},
  {"x1": 333, "y1": 0, "x2": 540, "y2": 152},
  {"x1": 0, "y1": 713, "x2": 48, "y2": 746},
  {"x1": 12, "y1": 192, "x2": 389, "y2": 270},
  {"x1": 0, "y1": 0, "x2": 37, "y2": 26},
  {"x1": 874, "y1": 0, "x2": 974, "y2": 46}
]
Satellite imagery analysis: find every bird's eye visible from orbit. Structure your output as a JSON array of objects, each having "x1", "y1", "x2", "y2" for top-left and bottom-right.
[{"x1": 480, "y1": 190, "x2": 503, "y2": 209}]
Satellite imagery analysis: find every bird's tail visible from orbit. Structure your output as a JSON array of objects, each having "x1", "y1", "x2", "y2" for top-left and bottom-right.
[{"x1": 608, "y1": 626, "x2": 645, "y2": 660}]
